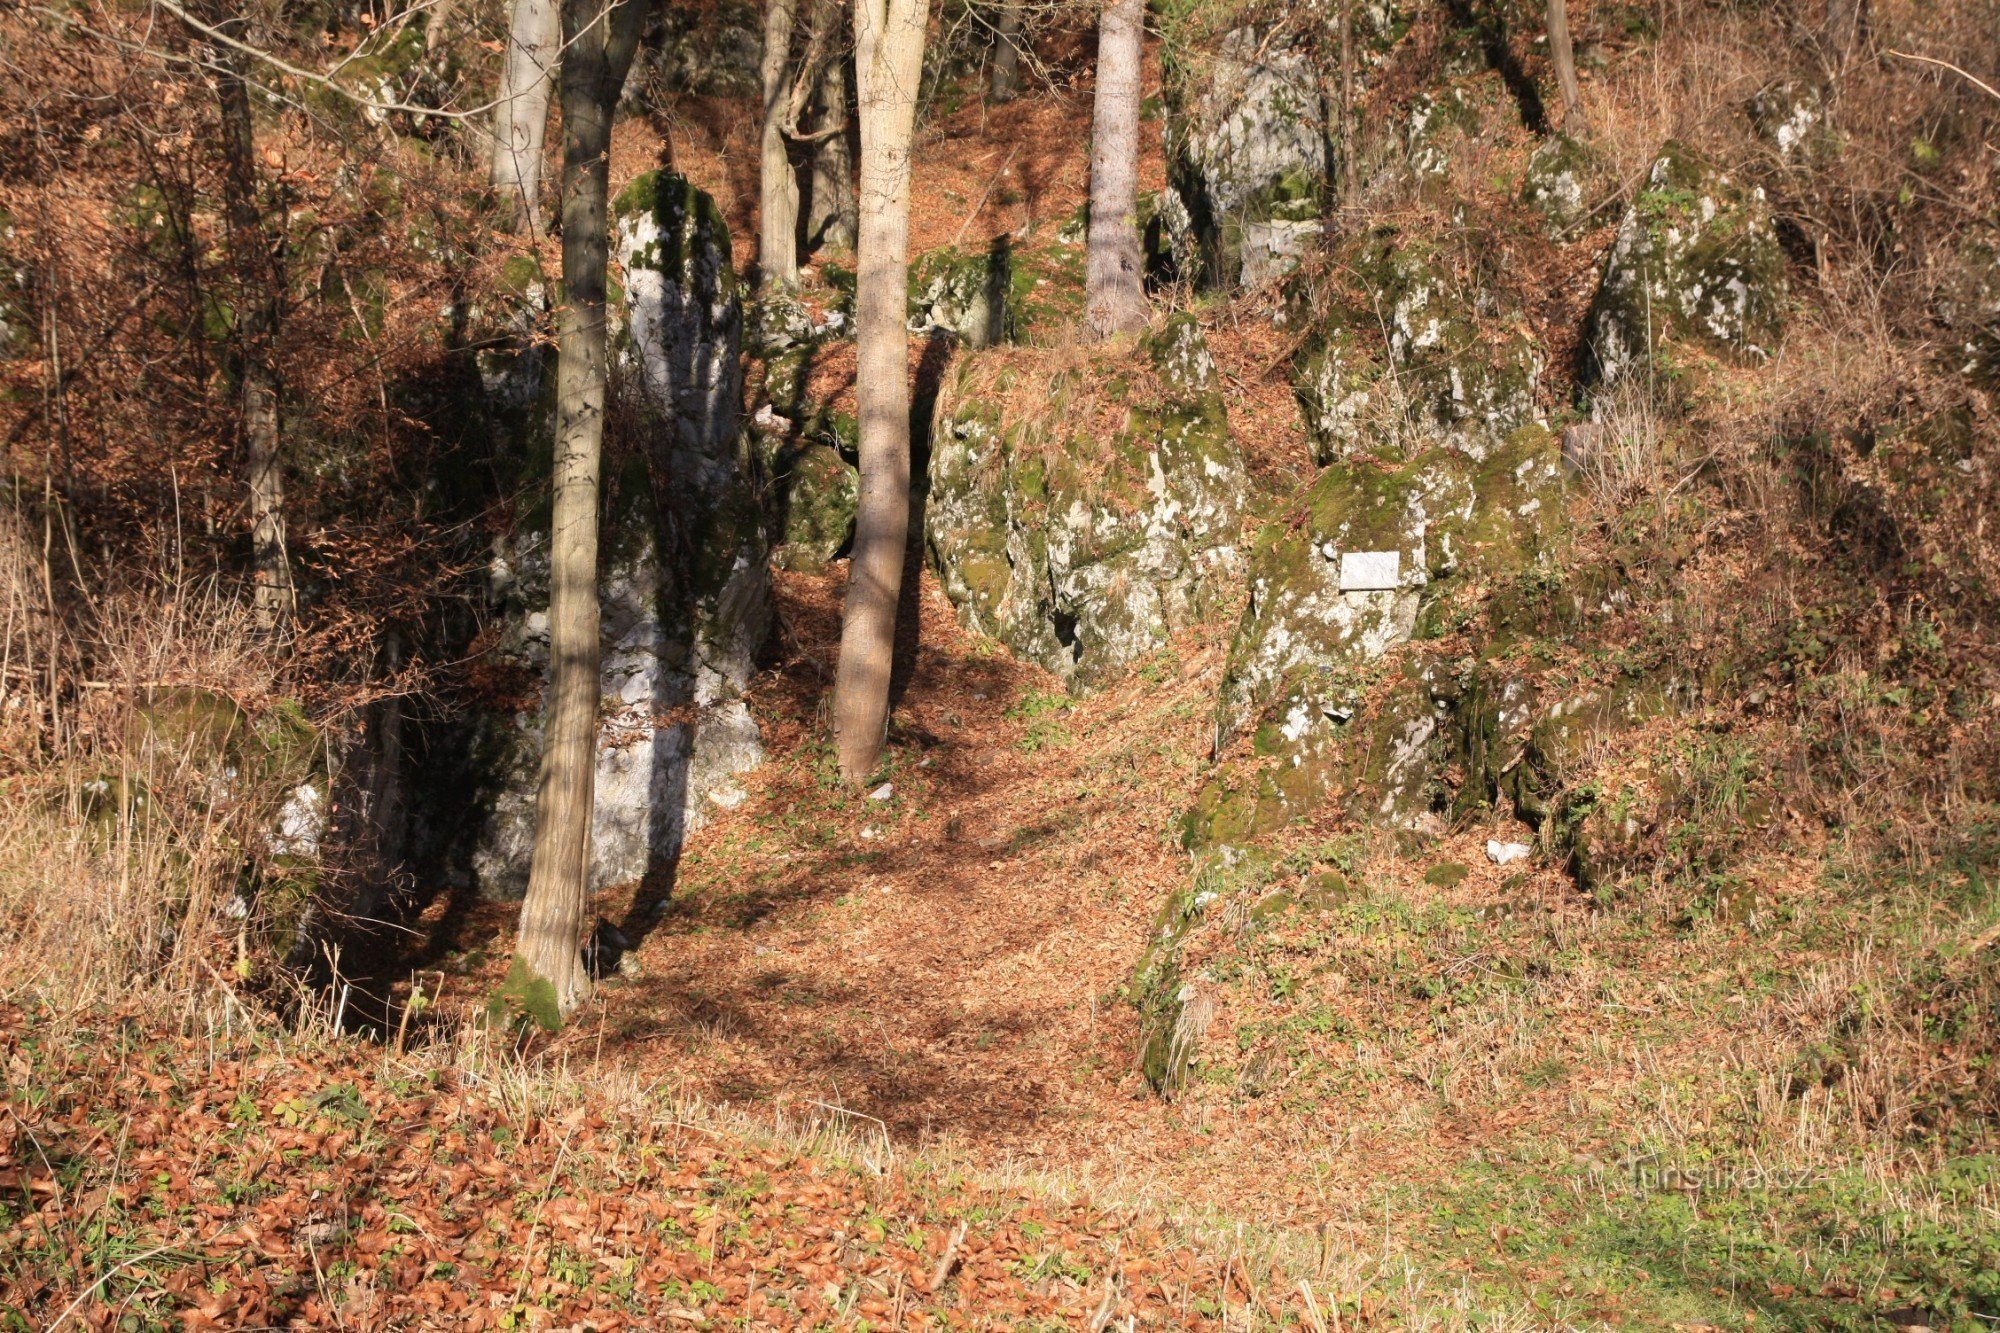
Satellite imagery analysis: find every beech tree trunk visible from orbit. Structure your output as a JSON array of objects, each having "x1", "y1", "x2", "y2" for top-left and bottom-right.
[
  {"x1": 802, "y1": 0, "x2": 856, "y2": 254},
  {"x1": 1546, "y1": 0, "x2": 1584, "y2": 131},
  {"x1": 1338, "y1": 1, "x2": 1358, "y2": 207},
  {"x1": 1826, "y1": 0, "x2": 1867, "y2": 62},
  {"x1": 1085, "y1": 0, "x2": 1147, "y2": 338},
  {"x1": 989, "y1": 2, "x2": 1021, "y2": 102},
  {"x1": 491, "y1": 0, "x2": 560, "y2": 232},
  {"x1": 504, "y1": 0, "x2": 647, "y2": 1028},
  {"x1": 831, "y1": 0, "x2": 927, "y2": 785},
  {"x1": 807, "y1": 53, "x2": 858, "y2": 252},
  {"x1": 759, "y1": 0, "x2": 801, "y2": 288},
  {"x1": 204, "y1": 3, "x2": 292, "y2": 630}
]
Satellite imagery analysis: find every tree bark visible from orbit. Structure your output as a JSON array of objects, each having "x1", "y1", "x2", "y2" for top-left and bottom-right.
[
  {"x1": 1085, "y1": 0, "x2": 1147, "y2": 338},
  {"x1": 1546, "y1": 0, "x2": 1584, "y2": 131},
  {"x1": 1338, "y1": 1, "x2": 1358, "y2": 208},
  {"x1": 491, "y1": 0, "x2": 560, "y2": 233},
  {"x1": 831, "y1": 0, "x2": 927, "y2": 785},
  {"x1": 506, "y1": 0, "x2": 648, "y2": 1028},
  {"x1": 204, "y1": 3, "x2": 292, "y2": 631},
  {"x1": 801, "y1": 0, "x2": 856, "y2": 255},
  {"x1": 989, "y1": 2, "x2": 1021, "y2": 103},
  {"x1": 1825, "y1": 0, "x2": 1867, "y2": 63},
  {"x1": 759, "y1": 0, "x2": 802, "y2": 288},
  {"x1": 807, "y1": 53, "x2": 858, "y2": 253}
]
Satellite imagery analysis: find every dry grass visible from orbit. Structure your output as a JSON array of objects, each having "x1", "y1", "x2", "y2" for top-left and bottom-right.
[{"x1": 0, "y1": 524, "x2": 315, "y2": 1016}]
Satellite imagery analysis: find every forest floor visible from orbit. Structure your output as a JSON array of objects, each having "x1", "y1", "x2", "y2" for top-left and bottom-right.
[
  {"x1": 389, "y1": 74, "x2": 2000, "y2": 1330},
  {"x1": 10, "y1": 55, "x2": 1997, "y2": 1333}
]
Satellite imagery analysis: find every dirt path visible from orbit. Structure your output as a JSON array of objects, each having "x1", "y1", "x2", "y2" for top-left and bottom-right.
[{"x1": 587, "y1": 568, "x2": 1225, "y2": 1173}]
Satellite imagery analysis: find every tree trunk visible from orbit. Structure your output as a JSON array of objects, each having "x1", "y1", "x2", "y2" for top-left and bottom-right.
[
  {"x1": 801, "y1": 0, "x2": 856, "y2": 255},
  {"x1": 831, "y1": 0, "x2": 928, "y2": 785},
  {"x1": 491, "y1": 0, "x2": 560, "y2": 233},
  {"x1": 1338, "y1": 1, "x2": 1358, "y2": 208},
  {"x1": 759, "y1": 0, "x2": 802, "y2": 288},
  {"x1": 504, "y1": 0, "x2": 648, "y2": 1029},
  {"x1": 807, "y1": 54, "x2": 858, "y2": 253},
  {"x1": 205, "y1": 4, "x2": 292, "y2": 631},
  {"x1": 1085, "y1": 0, "x2": 1147, "y2": 338},
  {"x1": 989, "y1": 2, "x2": 1021, "y2": 102},
  {"x1": 1546, "y1": 0, "x2": 1584, "y2": 131}
]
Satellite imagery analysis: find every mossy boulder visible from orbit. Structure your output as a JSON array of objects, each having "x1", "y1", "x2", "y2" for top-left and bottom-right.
[
  {"x1": 755, "y1": 429, "x2": 857, "y2": 572},
  {"x1": 1294, "y1": 233, "x2": 1543, "y2": 464},
  {"x1": 909, "y1": 243, "x2": 1013, "y2": 347},
  {"x1": 1401, "y1": 85, "x2": 1482, "y2": 181},
  {"x1": 1189, "y1": 428, "x2": 1566, "y2": 846},
  {"x1": 1164, "y1": 27, "x2": 1328, "y2": 290},
  {"x1": 1520, "y1": 133, "x2": 1599, "y2": 233},
  {"x1": 927, "y1": 316, "x2": 1250, "y2": 690},
  {"x1": 1133, "y1": 846, "x2": 1271, "y2": 1093},
  {"x1": 1746, "y1": 79, "x2": 1825, "y2": 162},
  {"x1": 464, "y1": 172, "x2": 769, "y2": 900},
  {"x1": 1583, "y1": 142, "x2": 1787, "y2": 386}
]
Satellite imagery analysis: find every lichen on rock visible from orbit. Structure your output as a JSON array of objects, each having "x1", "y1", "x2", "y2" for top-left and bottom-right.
[
  {"x1": 1520, "y1": 133, "x2": 1599, "y2": 233},
  {"x1": 908, "y1": 243, "x2": 1015, "y2": 347},
  {"x1": 927, "y1": 316, "x2": 1250, "y2": 691},
  {"x1": 1191, "y1": 427, "x2": 1568, "y2": 848},
  {"x1": 1583, "y1": 142, "x2": 1787, "y2": 386},
  {"x1": 1164, "y1": 26, "x2": 1328, "y2": 291},
  {"x1": 1293, "y1": 232, "x2": 1544, "y2": 464},
  {"x1": 1746, "y1": 79, "x2": 1824, "y2": 162},
  {"x1": 1934, "y1": 236, "x2": 2000, "y2": 389}
]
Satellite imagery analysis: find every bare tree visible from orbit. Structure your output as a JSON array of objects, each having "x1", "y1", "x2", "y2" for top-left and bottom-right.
[
  {"x1": 1085, "y1": 0, "x2": 1147, "y2": 337},
  {"x1": 989, "y1": 2, "x2": 1022, "y2": 102},
  {"x1": 502, "y1": 0, "x2": 649, "y2": 1028},
  {"x1": 491, "y1": 0, "x2": 560, "y2": 231},
  {"x1": 1546, "y1": 0, "x2": 1584, "y2": 130},
  {"x1": 830, "y1": 0, "x2": 928, "y2": 784},
  {"x1": 196, "y1": 0, "x2": 292, "y2": 629},
  {"x1": 802, "y1": 0, "x2": 857, "y2": 254},
  {"x1": 807, "y1": 53, "x2": 857, "y2": 252},
  {"x1": 759, "y1": 0, "x2": 802, "y2": 288}
]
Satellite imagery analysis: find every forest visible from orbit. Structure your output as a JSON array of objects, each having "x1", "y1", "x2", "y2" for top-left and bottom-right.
[{"x1": 3, "y1": 0, "x2": 2000, "y2": 1324}]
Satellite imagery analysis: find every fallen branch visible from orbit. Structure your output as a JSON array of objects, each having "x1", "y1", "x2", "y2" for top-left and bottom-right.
[{"x1": 928, "y1": 1219, "x2": 968, "y2": 1292}]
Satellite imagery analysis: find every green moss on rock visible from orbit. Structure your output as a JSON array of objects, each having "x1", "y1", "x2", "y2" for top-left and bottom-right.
[
  {"x1": 927, "y1": 315, "x2": 1250, "y2": 691},
  {"x1": 1291, "y1": 232, "x2": 1543, "y2": 464},
  {"x1": 1584, "y1": 142, "x2": 1787, "y2": 386}
]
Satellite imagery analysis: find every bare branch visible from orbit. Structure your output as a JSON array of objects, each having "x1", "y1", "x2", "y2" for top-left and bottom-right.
[{"x1": 1886, "y1": 49, "x2": 2000, "y2": 105}]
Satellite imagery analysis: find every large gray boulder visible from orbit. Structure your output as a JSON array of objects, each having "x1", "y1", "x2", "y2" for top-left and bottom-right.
[
  {"x1": 927, "y1": 316, "x2": 1250, "y2": 690},
  {"x1": 1164, "y1": 27, "x2": 1328, "y2": 291},
  {"x1": 1584, "y1": 143, "x2": 1787, "y2": 386},
  {"x1": 467, "y1": 172, "x2": 769, "y2": 899},
  {"x1": 1293, "y1": 232, "x2": 1543, "y2": 466},
  {"x1": 1185, "y1": 427, "x2": 1568, "y2": 847}
]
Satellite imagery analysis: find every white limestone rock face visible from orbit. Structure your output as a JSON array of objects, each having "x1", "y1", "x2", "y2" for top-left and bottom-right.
[
  {"x1": 1934, "y1": 236, "x2": 2000, "y2": 389},
  {"x1": 1747, "y1": 80, "x2": 1822, "y2": 161},
  {"x1": 1294, "y1": 234, "x2": 1544, "y2": 466},
  {"x1": 466, "y1": 172, "x2": 769, "y2": 900},
  {"x1": 1165, "y1": 26, "x2": 1328, "y2": 290},
  {"x1": 1584, "y1": 142, "x2": 1787, "y2": 387},
  {"x1": 927, "y1": 316, "x2": 1250, "y2": 691},
  {"x1": 1183, "y1": 429, "x2": 1567, "y2": 846},
  {"x1": 1521, "y1": 133, "x2": 1597, "y2": 233}
]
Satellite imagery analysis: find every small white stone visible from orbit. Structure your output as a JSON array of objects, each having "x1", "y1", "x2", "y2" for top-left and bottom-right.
[
  {"x1": 868, "y1": 783, "x2": 894, "y2": 802},
  {"x1": 859, "y1": 825, "x2": 880, "y2": 841},
  {"x1": 1486, "y1": 839, "x2": 1532, "y2": 866}
]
